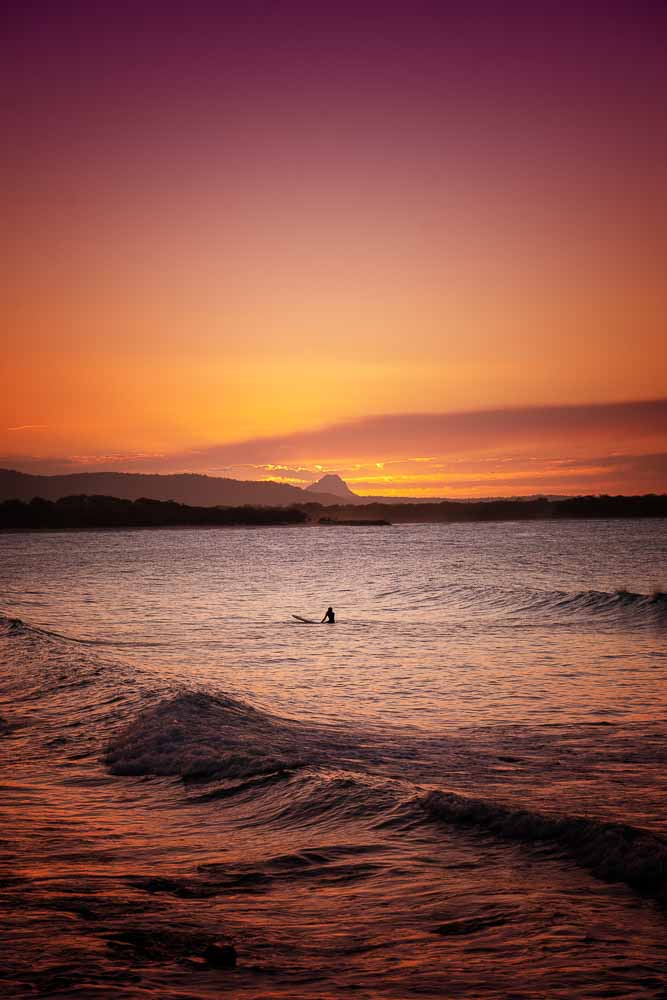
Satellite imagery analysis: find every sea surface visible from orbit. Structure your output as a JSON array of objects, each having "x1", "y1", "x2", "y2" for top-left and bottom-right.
[{"x1": 1, "y1": 519, "x2": 666, "y2": 998}]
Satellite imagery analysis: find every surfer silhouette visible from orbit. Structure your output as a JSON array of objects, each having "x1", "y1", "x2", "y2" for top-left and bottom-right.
[{"x1": 321, "y1": 606, "x2": 335, "y2": 624}]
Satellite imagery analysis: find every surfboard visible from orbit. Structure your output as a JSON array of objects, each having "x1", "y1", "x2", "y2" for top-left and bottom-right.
[{"x1": 292, "y1": 614, "x2": 318, "y2": 624}]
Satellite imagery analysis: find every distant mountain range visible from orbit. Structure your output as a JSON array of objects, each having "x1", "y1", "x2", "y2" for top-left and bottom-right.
[
  {"x1": 0, "y1": 469, "x2": 345, "y2": 507},
  {"x1": 0, "y1": 467, "x2": 571, "y2": 507}
]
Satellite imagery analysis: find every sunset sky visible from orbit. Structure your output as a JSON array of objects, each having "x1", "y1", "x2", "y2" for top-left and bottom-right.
[{"x1": 5, "y1": 3, "x2": 667, "y2": 496}]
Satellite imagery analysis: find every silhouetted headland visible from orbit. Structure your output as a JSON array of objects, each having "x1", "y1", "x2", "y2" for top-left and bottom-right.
[{"x1": 0, "y1": 468, "x2": 345, "y2": 507}]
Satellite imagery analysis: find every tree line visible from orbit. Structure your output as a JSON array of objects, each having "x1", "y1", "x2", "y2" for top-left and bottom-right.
[
  {"x1": 298, "y1": 494, "x2": 667, "y2": 523},
  {"x1": 0, "y1": 495, "x2": 308, "y2": 530},
  {"x1": 0, "y1": 493, "x2": 665, "y2": 531}
]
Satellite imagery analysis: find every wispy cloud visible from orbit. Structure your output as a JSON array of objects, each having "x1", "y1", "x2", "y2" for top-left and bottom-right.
[{"x1": 7, "y1": 424, "x2": 48, "y2": 432}]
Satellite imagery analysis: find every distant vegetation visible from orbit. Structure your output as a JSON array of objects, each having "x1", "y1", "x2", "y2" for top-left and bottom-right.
[
  {"x1": 0, "y1": 495, "x2": 308, "y2": 530},
  {"x1": 0, "y1": 493, "x2": 665, "y2": 532},
  {"x1": 302, "y1": 494, "x2": 667, "y2": 523}
]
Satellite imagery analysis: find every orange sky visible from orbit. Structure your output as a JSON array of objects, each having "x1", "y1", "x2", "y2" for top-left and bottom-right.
[{"x1": 4, "y1": 6, "x2": 667, "y2": 496}]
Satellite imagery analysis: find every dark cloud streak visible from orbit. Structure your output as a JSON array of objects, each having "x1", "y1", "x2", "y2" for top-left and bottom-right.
[
  {"x1": 157, "y1": 398, "x2": 667, "y2": 468},
  {"x1": 3, "y1": 400, "x2": 666, "y2": 497}
]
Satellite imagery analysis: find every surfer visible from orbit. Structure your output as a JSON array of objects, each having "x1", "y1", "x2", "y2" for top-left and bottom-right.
[{"x1": 321, "y1": 606, "x2": 335, "y2": 624}]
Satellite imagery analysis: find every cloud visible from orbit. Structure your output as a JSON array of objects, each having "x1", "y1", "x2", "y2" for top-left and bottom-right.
[
  {"x1": 7, "y1": 424, "x2": 48, "y2": 432},
  {"x1": 347, "y1": 452, "x2": 667, "y2": 497},
  {"x1": 151, "y1": 398, "x2": 667, "y2": 468},
  {"x1": 2, "y1": 399, "x2": 666, "y2": 495}
]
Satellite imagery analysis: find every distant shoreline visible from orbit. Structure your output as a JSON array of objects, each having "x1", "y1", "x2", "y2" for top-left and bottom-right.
[
  {"x1": 1, "y1": 493, "x2": 666, "y2": 532},
  {"x1": 0, "y1": 497, "x2": 308, "y2": 532}
]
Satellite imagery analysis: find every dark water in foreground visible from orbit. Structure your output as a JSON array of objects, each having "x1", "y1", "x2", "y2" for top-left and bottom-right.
[{"x1": 1, "y1": 520, "x2": 666, "y2": 998}]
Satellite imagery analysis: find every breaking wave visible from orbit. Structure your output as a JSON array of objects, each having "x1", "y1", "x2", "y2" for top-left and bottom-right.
[
  {"x1": 104, "y1": 685, "x2": 667, "y2": 904},
  {"x1": 519, "y1": 588, "x2": 667, "y2": 624},
  {"x1": 103, "y1": 690, "x2": 410, "y2": 834},
  {"x1": 424, "y1": 790, "x2": 667, "y2": 903},
  {"x1": 105, "y1": 691, "x2": 313, "y2": 781},
  {"x1": 381, "y1": 583, "x2": 667, "y2": 629}
]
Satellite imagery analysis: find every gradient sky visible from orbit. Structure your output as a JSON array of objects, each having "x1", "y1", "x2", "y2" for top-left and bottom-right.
[{"x1": 5, "y1": 2, "x2": 667, "y2": 496}]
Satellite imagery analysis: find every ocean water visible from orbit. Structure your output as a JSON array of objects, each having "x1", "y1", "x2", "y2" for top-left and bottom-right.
[{"x1": 1, "y1": 519, "x2": 666, "y2": 999}]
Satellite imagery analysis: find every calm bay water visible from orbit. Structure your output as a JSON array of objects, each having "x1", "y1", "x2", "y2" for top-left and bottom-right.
[{"x1": 1, "y1": 520, "x2": 666, "y2": 998}]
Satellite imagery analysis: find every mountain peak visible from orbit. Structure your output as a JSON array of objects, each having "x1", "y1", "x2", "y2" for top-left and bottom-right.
[{"x1": 306, "y1": 474, "x2": 357, "y2": 498}]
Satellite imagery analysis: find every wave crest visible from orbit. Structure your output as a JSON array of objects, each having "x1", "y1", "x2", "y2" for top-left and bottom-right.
[
  {"x1": 535, "y1": 588, "x2": 667, "y2": 621},
  {"x1": 105, "y1": 691, "x2": 312, "y2": 781},
  {"x1": 424, "y1": 790, "x2": 667, "y2": 902}
]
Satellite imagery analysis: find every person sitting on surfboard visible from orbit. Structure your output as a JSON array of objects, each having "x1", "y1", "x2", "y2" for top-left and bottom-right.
[{"x1": 321, "y1": 606, "x2": 335, "y2": 623}]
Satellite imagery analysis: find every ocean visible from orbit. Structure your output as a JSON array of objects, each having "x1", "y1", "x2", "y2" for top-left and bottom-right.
[{"x1": 1, "y1": 519, "x2": 666, "y2": 998}]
